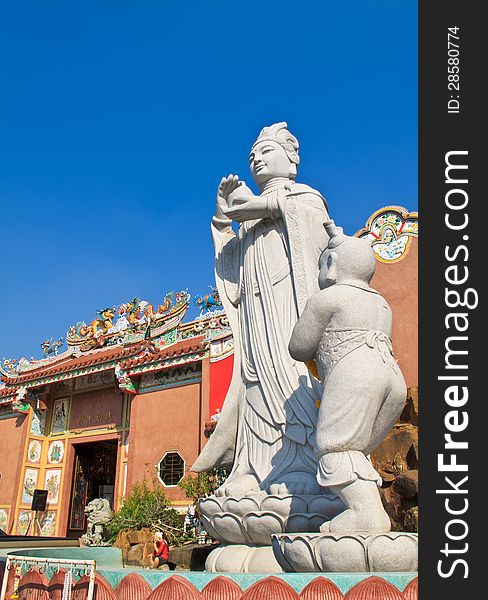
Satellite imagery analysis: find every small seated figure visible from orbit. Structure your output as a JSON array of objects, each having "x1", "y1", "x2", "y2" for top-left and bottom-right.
[
  {"x1": 197, "y1": 527, "x2": 209, "y2": 545},
  {"x1": 150, "y1": 532, "x2": 169, "y2": 568},
  {"x1": 289, "y1": 220, "x2": 407, "y2": 534}
]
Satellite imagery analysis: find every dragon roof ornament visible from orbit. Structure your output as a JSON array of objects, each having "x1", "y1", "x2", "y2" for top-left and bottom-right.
[
  {"x1": 66, "y1": 291, "x2": 190, "y2": 352},
  {"x1": 194, "y1": 287, "x2": 224, "y2": 318}
]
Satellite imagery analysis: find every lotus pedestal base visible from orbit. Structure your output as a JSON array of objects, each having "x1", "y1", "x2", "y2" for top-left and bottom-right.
[
  {"x1": 205, "y1": 544, "x2": 284, "y2": 573},
  {"x1": 271, "y1": 532, "x2": 418, "y2": 573}
]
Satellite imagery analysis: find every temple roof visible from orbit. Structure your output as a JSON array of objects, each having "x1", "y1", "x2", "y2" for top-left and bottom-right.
[
  {"x1": 0, "y1": 288, "x2": 232, "y2": 407},
  {"x1": 1, "y1": 337, "x2": 207, "y2": 387}
]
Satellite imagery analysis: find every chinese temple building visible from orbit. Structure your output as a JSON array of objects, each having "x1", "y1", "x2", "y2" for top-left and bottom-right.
[
  {"x1": 0, "y1": 206, "x2": 417, "y2": 539},
  {"x1": 0, "y1": 290, "x2": 234, "y2": 537}
]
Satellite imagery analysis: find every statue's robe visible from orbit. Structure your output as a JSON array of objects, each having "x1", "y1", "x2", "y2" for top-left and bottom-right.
[{"x1": 192, "y1": 182, "x2": 330, "y2": 487}]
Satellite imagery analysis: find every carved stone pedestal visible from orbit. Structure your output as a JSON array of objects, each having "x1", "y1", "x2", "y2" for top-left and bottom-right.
[
  {"x1": 199, "y1": 493, "x2": 344, "y2": 573},
  {"x1": 199, "y1": 493, "x2": 344, "y2": 546},
  {"x1": 205, "y1": 544, "x2": 284, "y2": 573},
  {"x1": 271, "y1": 532, "x2": 418, "y2": 573}
]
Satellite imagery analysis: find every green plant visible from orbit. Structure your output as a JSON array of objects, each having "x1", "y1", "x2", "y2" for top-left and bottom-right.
[
  {"x1": 178, "y1": 467, "x2": 228, "y2": 503},
  {"x1": 107, "y1": 479, "x2": 192, "y2": 546}
]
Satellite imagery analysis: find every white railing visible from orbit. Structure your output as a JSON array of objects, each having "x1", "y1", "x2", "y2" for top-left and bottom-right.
[{"x1": 0, "y1": 555, "x2": 96, "y2": 600}]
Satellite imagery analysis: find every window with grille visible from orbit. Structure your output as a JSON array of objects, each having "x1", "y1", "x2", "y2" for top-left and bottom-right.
[{"x1": 158, "y1": 451, "x2": 185, "y2": 486}]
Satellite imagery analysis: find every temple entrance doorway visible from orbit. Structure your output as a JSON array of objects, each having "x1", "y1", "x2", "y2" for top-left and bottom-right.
[{"x1": 66, "y1": 439, "x2": 118, "y2": 538}]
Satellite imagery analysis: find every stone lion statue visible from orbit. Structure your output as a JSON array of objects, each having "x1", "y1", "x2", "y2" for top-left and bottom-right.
[{"x1": 81, "y1": 498, "x2": 114, "y2": 546}]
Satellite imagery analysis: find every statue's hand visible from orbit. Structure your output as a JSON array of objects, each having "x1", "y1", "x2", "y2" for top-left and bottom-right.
[
  {"x1": 216, "y1": 175, "x2": 270, "y2": 223},
  {"x1": 216, "y1": 174, "x2": 240, "y2": 221},
  {"x1": 227, "y1": 183, "x2": 255, "y2": 207},
  {"x1": 222, "y1": 184, "x2": 268, "y2": 222},
  {"x1": 222, "y1": 197, "x2": 269, "y2": 223}
]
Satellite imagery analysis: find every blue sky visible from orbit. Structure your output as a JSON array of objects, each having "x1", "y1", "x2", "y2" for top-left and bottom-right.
[{"x1": 0, "y1": 1, "x2": 417, "y2": 361}]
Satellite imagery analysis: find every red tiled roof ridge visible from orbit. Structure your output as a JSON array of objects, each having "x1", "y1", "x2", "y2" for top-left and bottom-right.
[
  {"x1": 0, "y1": 385, "x2": 19, "y2": 398},
  {"x1": 120, "y1": 337, "x2": 207, "y2": 370},
  {"x1": 0, "y1": 351, "x2": 74, "y2": 382},
  {"x1": 3, "y1": 347, "x2": 138, "y2": 384},
  {"x1": 2, "y1": 336, "x2": 207, "y2": 386},
  {"x1": 1, "y1": 342, "x2": 129, "y2": 380}
]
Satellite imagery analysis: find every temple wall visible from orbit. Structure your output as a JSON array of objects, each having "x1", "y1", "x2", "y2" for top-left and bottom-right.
[
  {"x1": 126, "y1": 381, "x2": 203, "y2": 505},
  {"x1": 0, "y1": 413, "x2": 29, "y2": 532},
  {"x1": 370, "y1": 237, "x2": 418, "y2": 387},
  {"x1": 369, "y1": 236, "x2": 419, "y2": 533}
]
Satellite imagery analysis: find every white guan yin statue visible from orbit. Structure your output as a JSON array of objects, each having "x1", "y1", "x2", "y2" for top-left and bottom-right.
[{"x1": 192, "y1": 122, "x2": 331, "y2": 497}]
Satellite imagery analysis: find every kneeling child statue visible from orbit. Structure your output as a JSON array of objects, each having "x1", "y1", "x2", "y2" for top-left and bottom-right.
[{"x1": 289, "y1": 220, "x2": 407, "y2": 534}]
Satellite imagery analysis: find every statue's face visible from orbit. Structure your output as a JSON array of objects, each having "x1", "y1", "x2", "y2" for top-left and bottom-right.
[{"x1": 249, "y1": 141, "x2": 292, "y2": 185}]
